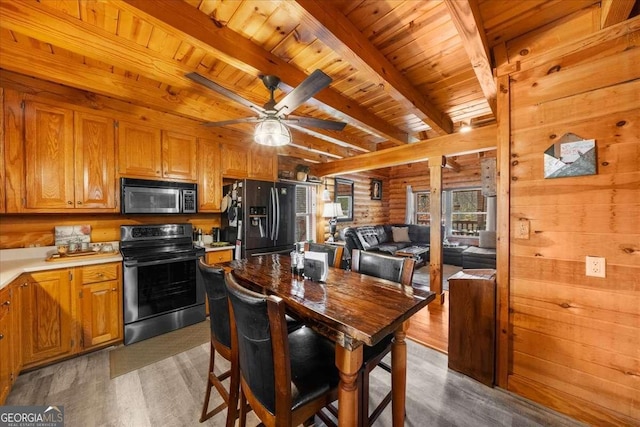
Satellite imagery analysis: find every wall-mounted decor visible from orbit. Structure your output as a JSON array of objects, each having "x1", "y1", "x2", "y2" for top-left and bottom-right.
[
  {"x1": 480, "y1": 158, "x2": 497, "y2": 196},
  {"x1": 371, "y1": 179, "x2": 382, "y2": 200},
  {"x1": 544, "y1": 133, "x2": 596, "y2": 178},
  {"x1": 334, "y1": 177, "x2": 354, "y2": 221}
]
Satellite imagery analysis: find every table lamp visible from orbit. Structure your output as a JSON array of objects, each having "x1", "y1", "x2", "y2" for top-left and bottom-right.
[{"x1": 322, "y1": 202, "x2": 344, "y2": 242}]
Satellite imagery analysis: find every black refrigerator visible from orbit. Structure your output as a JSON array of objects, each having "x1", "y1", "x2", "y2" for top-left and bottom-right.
[{"x1": 222, "y1": 179, "x2": 297, "y2": 258}]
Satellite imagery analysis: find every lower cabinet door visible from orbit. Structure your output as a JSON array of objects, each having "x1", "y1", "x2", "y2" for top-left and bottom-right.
[
  {"x1": 21, "y1": 270, "x2": 74, "y2": 367},
  {"x1": 81, "y1": 280, "x2": 122, "y2": 349}
]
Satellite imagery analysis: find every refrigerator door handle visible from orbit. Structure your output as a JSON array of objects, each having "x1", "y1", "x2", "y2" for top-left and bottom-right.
[
  {"x1": 270, "y1": 187, "x2": 277, "y2": 240},
  {"x1": 274, "y1": 187, "x2": 280, "y2": 241}
]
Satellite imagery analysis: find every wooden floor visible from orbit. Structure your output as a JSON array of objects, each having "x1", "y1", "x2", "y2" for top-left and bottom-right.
[
  {"x1": 407, "y1": 290, "x2": 449, "y2": 354},
  {"x1": 5, "y1": 336, "x2": 585, "y2": 427}
]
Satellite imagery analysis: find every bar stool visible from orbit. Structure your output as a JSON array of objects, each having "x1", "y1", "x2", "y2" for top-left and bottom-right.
[
  {"x1": 197, "y1": 259, "x2": 239, "y2": 424},
  {"x1": 225, "y1": 272, "x2": 340, "y2": 427}
]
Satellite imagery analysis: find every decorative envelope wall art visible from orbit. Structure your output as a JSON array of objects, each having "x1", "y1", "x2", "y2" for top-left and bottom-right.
[
  {"x1": 55, "y1": 225, "x2": 91, "y2": 246},
  {"x1": 544, "y1": 133, "x2": 597, "y2": 179}
]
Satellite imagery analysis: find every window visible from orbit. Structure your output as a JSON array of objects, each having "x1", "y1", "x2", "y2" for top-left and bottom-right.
[
  {"x1": 448, "y1": 189, "x2": 487, "y2": 237},
  {"x1": 294, "y1": 185, "x2": 315, "y2": 241},
  {"x1": 415, "y1": 192, "x2": 430, "y2": 225}
]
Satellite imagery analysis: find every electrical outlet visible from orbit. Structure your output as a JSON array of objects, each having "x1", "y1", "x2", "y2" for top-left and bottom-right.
[{"x1": 586, "y1": 256, "x2": 606, "y2": 278}]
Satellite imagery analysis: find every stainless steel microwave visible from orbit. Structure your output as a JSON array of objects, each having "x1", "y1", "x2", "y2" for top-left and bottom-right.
[{"x1": 121, "y1": 178, "x2": 197, "y2": 214}]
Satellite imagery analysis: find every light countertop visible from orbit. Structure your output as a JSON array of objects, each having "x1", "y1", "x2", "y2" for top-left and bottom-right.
[{"x1": 0, "y1": 244, "x2": 122, "y2": 290}]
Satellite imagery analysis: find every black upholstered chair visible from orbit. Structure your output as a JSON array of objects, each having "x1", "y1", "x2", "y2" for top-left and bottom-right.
[
  {"x1": 225, "y1": 272, "x2": 339, "y2": 427},
  {"x1": 197, "y1": 259, "x2": 239, "y2": 424},
  {"x1": 350, "y1": 249, "x2": 416, "y2": 426},
  {"x1": 304, "y1": 242, "x2": 344, "y2": 268}
]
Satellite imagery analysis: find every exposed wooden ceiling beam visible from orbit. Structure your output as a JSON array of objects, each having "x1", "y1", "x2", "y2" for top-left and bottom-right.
[
  {"x1": 118, "y1": 0, "x2": 410, "y2": 145},
  {"x1": 600, "y1": 0, "x2": 635, "y2": 28},
  {"x1": 445, "y1": 158, "x2": 461, "y2": 172},
  {"x1": 444, "y1": 0, "x2": 497, "y2": 116},
  {"x1": 292, "y1": 0, "x2": 454, "y2": 136},
  {"x1": 0, "y1": 39, "x2": 245, "y2": 123},
  {"x1": 315, "y1": 124, "x2": 497, "y2": 177}
]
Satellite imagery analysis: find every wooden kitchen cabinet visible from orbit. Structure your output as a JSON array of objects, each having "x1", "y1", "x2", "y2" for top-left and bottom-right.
[
  {"x1": 10, "y1": 101, "x2": 117, "y2": 212},
  {"x1": 197, "y1": 138, "x2": 222, "y2": 212},
  {"x1": 205, "y1": 249, "x2": 233, "y2": 265},
  {"x1": 249, "y1": 146, "x2": 277, "y2": 181},
  {"x1": 0, "y1": 286, "x2": 11, "y2": 404},
  {"x1": 74, "y1": 112, "x2": 117, "y2": 209},
  {"x1": 118, "y1": 121, "x2": 197, "y2": 182},
  {"x1": 162, "y1": 131, "x2": 197, "y2": 182},
  {"x1": 117, "y1": 120, "x2": 162, "y2": 178},
  {"x1": 220, "y1": 142, "x2": 250, "y2": 178},
  {"x1": 24, "y1": 101, "x2": 75, "y2": 209},
  {"x1": 20, "y1": 269, "x2": 75, "y2": 369},
  {"x1": 78, "y1": 263, "x2": 122, "y2": 350},
  {"x1": 220, "y1": 142, "x2": 277, "y2": 180}
]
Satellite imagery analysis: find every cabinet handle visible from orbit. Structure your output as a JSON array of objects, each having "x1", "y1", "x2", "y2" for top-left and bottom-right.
[
  {"x1": 98, "y1": 273, "x2": 104, "y2": 277},
  {"x1": 2, "y1": 300, "x2": 10, "y2": 306},
  {"x1": 20, "y1": 283, "x2": 28, "y2": 288},
  {"x1": 111, "y1": 288, "x2": 117, "y2": 292},
  {"x1": 0, "y1": 334, "x2": 3, "y2": 340},
  {"x1": 67, "y1": 201, "x2": 73, "y2": 205},
  {"x1": 77, "y1": 201, "x2": 83, "y2": 205}
]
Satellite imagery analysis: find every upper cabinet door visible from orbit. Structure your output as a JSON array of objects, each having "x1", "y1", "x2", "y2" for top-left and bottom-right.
[
  {"x1": 197, "y1": 138, "x2": 221, "y2": 212},
  {"x1": 24, "y1": 102, "x2": 74, "y2": 209},
  {"x1": 220, "y1": 142, "x2": 249, "y2": 178},
  {"x1": 162, "y1": 131, "x2": 197, "y2": 182},
  {"x1": 117, "y1": 121, "x2": 162, "y2": 178},
  {"x1": 249, "y1": 146, "x2": 277, "y2": 181},
  {"x1": 74, "y1": 112, "x2": 116, "y2": 209}
]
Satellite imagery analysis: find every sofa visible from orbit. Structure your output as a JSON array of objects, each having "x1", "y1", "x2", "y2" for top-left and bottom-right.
[
  {"x1": 343, "y1": 224, "x2": 433, "y2": 257},
  {"x1": 461, "y1": 231, "x2": 497, "y2": 269}
]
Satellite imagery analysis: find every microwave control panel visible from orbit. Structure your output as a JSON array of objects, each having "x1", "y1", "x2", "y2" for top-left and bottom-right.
[{"x1": 182, "y1": 190, "x2": 197, "y2": 213}]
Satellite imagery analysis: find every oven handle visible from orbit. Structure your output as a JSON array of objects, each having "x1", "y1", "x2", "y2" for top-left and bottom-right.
[{"x1": 124, "y1": 255, "x2": 199, "y2": 268}]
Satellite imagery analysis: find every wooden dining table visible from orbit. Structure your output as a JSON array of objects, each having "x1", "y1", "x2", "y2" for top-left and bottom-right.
[{"x1": 227, "y1": 254, "x2": 436, "y2": 427}]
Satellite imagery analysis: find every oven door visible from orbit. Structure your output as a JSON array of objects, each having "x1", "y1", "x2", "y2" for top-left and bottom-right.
[{"x1": 123, "y1": 254, "x2": 204, "y2": 323}]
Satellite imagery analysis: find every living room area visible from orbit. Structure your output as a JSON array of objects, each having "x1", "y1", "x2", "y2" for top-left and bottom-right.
[{"x1": 309, "y1": 149, "x2": 497, "y2": 354}]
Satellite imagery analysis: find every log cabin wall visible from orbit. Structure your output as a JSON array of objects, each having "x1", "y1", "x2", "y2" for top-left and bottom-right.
[
  {"x1": 315, "y1": 171, "x2": 390, "y2": 243},
  {"x1": 501, "y1": 15, "x2": 640, "y2": 426}
]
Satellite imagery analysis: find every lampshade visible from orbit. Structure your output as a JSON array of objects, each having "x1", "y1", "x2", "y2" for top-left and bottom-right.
[
  {"x1": 254, "y1": 117, "x2": 291, "y2": 146},
  {"x1": 322, "y1": 202, "x2": 344, "y2": 218}
]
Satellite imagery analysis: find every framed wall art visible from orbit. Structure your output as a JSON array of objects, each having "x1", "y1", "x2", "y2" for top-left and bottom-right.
[{"x1": 371, "y1": 179, "x2": 382, "y2": 200}]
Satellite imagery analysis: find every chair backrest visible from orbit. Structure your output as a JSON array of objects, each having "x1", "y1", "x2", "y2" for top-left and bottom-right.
[
  {"x1": 350, "y1": 249, "x2": 415, "y2": 286},
  {"x1": 225, "y1": 272, "x2": 289, "y2": 416},
  {"x1": 304, "y1": 242, "x2": 344, "y2": 268},
  {"x1": 198, "y1": 258, "x2": 232, "y2": 349}
]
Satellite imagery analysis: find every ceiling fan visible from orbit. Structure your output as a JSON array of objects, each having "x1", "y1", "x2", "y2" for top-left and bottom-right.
[{"x1": 186, "y1": 69, "x2": 347, "y2": 146}]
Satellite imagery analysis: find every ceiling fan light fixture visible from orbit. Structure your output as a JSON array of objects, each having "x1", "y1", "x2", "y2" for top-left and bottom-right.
[{"x1": 254, "y1": 117, "x2": 291, "y2": 146}]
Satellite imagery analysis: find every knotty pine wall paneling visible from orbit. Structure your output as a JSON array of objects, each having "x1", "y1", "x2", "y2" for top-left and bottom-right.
[{"x1": 503, "y1": 19, "x2": 640, "y2": 426}]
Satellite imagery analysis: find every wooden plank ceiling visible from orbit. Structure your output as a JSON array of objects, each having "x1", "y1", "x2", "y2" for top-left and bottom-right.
[{"x1": 0, "y1": 0, "x2": 625, "y2": 165}]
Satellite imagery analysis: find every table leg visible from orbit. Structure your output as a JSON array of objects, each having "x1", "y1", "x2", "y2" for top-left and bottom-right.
[
  {"x1": 336, "y1": 344, "x2": 363, "y2": 427},
  {"x1": 392, "y1": 321, "x2": 409, "y2": 427}
]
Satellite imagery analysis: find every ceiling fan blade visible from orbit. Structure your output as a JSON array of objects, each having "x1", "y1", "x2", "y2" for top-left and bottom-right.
[
  {"x1": 203, "y1": 117, "x2": 260, "y2": 127},
  {"x1": 284, "y1": 115, "x2": 347, "y2": 131},
  {"x1": 274, "y1": 69, "x2": 332, "y2": 116},
  {"x1": 186, "y1": 72, "x2": 264, "y2": 114}
]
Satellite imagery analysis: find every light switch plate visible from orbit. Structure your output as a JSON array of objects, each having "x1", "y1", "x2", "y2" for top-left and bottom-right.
[
  {"x1": 515, "y1": 218, "x2": 530, "y2": 240},
  {"x1": 586, "y1": 256, "x2": 605, "y2": 278}
]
